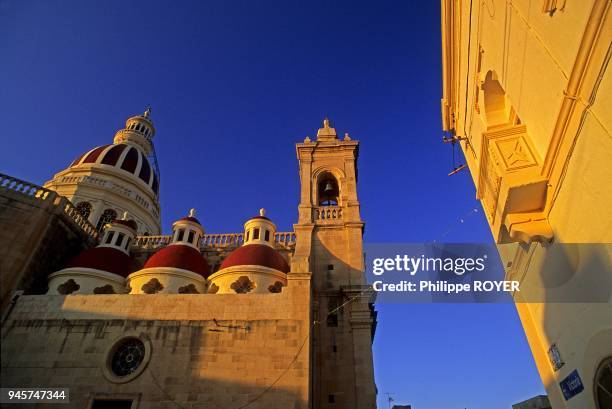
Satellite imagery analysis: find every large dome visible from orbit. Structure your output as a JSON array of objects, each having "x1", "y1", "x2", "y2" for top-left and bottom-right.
[
  {"x1": 220, "y1": 244, "x2": 290, "y2": 273},
  {"x1": 144, "y1": 244, "x2": 211, "y2": 277},
  {"x1": 65, "y1": 247, "x2": 138, "y2": 277},
  {"x1": 69, "y1": 143, "x2": 159, "y2": 195}
]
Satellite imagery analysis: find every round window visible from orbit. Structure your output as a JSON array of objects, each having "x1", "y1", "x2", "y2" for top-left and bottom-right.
[
  {"x1": 595, "y1": 357, "x2": 612, "y2": 409},
  {"x1": 110, "y1": 338, "x2": 146, "y2": 377},
  {"x1": 102, "y1": 334, "x2": 151, "y2": 384}
]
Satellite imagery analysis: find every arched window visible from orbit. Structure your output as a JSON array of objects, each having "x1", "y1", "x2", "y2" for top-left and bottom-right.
[
  {"x1": 75, "y1": 201, "x2": 92, "y2": 220},
  {"x1": 595, "y1": 357, "x2": 612, "y2": 409},
  {"x1": 96, "y1": 209, "x2": 117, "y2": 232},
  {"x1": 318, "y1": 173, "x2": 339, "y2": 206},
  {"x1": 482, "y1": 71, "x2": 516, "y2": 128}
]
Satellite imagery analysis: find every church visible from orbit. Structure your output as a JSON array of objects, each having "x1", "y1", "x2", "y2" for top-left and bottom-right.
[{"x1": 0, "y1": 109, "x2": 377, "y2": 409}]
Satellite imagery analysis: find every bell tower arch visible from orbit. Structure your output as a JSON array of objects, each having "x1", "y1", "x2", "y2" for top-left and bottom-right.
[{"x1": 294, "y1": 119, "x2": 376, "y2": 409}]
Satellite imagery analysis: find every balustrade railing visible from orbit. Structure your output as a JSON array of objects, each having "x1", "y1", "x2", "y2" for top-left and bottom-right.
[
  {"x1": 275, "y1": 231, "x2": 297, "y2": 247},
  {"x1": 1, "y1": 173, "x2": 54, "y2": 199},
  {"x1": 201, "y1": 233, "x2": 244, "y2": 247},
  {"x1": 133, "y1": 234, "x2": 172, "y2": 249},
  {"x1": 133, "y1": 231, "x2": 296, "y2": 250},
  {"x1": 314, "y1": 206, "x2": 342, "y2": 221},
  {"x1": 0, "y1": 173, "x2": 99, "y2": 240}
]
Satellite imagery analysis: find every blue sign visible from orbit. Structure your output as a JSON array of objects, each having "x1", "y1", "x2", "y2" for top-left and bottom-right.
[{"x1": 560, "y1": 370, "x2": 584, "y2": 400}]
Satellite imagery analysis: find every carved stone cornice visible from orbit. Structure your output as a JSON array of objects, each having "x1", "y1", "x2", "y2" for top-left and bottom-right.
[{"x1": 477, "y1": 124, "x2": 554, "y2": 244}]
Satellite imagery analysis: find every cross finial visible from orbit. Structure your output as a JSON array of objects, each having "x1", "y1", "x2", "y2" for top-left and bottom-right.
[
  {"x1": 189, "y1": 208, "x2": 196, "y2": 217},
  {"x1": 259, "y1": 208, "x2": 265, "y2": 217}
]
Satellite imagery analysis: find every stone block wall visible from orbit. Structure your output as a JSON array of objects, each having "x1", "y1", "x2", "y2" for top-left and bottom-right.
[
  {"x1": 1, "y1": 274, "x2": 311, "y2": 409},
  {"x1": 0, "y1": 186, "x2": 97, "y2": 313}
]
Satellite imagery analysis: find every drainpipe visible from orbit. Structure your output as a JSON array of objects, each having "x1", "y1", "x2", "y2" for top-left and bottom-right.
[{"x1": 541, "y1": 0, "x2": 609, "y2": 178}]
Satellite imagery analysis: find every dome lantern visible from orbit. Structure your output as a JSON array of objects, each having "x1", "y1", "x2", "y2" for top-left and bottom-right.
[
  {"x1": 170, "y1": 208, "x2": 204, "y2": 249},
  {"x1": 113, "y1": 107, "x2": 156, "y2": 155},
  {"x1": 243, "y1": 208, "x2": 276, "y2": 248},
  {"x1": 99, "y1": 212, "x2": 138, "y2": 255}
]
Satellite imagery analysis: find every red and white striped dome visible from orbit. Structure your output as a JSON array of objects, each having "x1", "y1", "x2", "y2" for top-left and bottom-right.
[{"x1": 68, "y1": 143, "x2": 159, "y2": 195}]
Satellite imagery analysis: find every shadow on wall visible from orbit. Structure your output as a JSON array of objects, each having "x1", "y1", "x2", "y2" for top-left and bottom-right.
[
  {"x1": 0, "y1": 302, "x2": 308, "y2": 409},
  {"x1": 517, "y1": 241, "x2": 612, "y2": 409}
]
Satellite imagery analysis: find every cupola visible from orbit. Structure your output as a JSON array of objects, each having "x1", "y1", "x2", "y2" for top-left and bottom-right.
[
  {"x1": 208, "y1": 209, "x2": 289, "y2": 294},
  {"x1": 243, "y1": 208, "x2": 276, "y2": 247},
  {"x1": 127, "y1": 210, "x2": 210, "y2": 294},
  {"x1": 46, "y1": 108, "x2": 163, "y2": 236},
  {"x1": 169, "y1": 208, "x2": 204, "y2": 249},
  {"x1": 47, "y1": 215, "x2": 139, "y2": 295},
  {"x1": 113, "y1": 107, "x2": 156, "y2": 155},
  {"x1": 99, "y1": 212, "x2": 138, "y2": 254}
]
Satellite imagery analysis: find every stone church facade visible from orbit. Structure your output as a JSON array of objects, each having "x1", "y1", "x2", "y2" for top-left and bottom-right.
[{"x1": 0, "y1": 111, "x2": 377, "y2": 409}]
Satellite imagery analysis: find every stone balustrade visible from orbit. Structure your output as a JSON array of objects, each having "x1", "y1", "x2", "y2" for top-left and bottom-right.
[
  {"x1": 133, "y1": 231, "x2": 297, "y2": 250},
  {"x1": 275, "y1": 231, "x2": 297, "y2": 247},
  {"x1": 201, "y1": 233, "x2": 244, "y2": 248},
  {"x1": 0, "y1": 173, "x2": 99, "y2": 240},
  {"x1": 314, "y1": 206, "x2": 342, "y2": 221},
  {"x1": 132, "y1": 234, "x2": 172, "y2": 249}
]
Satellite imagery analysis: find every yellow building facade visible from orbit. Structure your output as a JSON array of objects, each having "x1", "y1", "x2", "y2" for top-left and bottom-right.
[{"x1": 441, "y1": 1, "x2": 612, "y2": 408}]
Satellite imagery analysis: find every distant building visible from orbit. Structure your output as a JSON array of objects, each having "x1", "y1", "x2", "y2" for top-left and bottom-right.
[
  {"x1": 513, "y1": 395, "x2": 552, "y2": 409},
  {"x1": 440, "y1": 1, "x2": 612, "y2": 408}
]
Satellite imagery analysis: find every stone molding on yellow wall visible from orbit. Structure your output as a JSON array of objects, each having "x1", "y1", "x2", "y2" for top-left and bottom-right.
[
  {"x1": 505, "y1": 212, "x2": 554, "y2": 244},
  {"x1": 477, "y1": 124, "x2": 553, "y2": 244}
]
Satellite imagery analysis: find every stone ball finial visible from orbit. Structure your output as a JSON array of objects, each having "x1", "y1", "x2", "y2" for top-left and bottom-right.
[
  {"x1": 144, "y1": 106, "x2": 151, "y2": 118},
  {"x1": 259, "y1": 208, "x2": 266, "y2": 217},
  {"x1": 323, "y1": 117, "x2": 330, "y2": 128},
  {"x1": 189, "y1": 208, "x2": 196, "y2": 217}
]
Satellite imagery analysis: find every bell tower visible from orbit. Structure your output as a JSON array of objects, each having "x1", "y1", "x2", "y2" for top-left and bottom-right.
[{"x1": 294, "y1": 119, "x2": 377, "y2": 409}]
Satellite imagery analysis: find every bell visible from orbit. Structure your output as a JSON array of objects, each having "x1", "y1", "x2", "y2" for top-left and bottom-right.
[{"x1": 324, "y1": 181, "x2": 334, "y2": 192}]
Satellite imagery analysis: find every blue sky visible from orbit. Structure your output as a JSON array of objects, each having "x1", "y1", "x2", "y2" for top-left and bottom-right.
[{"x1": 0, "y1": 1, "x2": 544, "y2": 407}]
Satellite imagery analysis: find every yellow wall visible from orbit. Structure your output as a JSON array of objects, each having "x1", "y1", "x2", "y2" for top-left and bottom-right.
[{"x1": 441, "y1": 1, "x2": 612, "y2": 407}]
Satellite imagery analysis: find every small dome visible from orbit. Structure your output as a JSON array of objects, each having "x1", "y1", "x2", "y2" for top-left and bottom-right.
[
  {"x1": 247, "y1": 208, "x2": 271, "y2": 222},
  {"x1": 144, "y1": 245, "x2": 210, "y2": 277},
  {"x1": 112, "y1": 219, "x2": 138, "y2": 231},
  {"x1": 177, "y1": 216, "x2": 201, "y2": 225},
  {"x1": 65, "y1": 247, "x2": 138, "y2": 277},
  {"x1": 69, "y1": 143, "x2": 159, "y2": 195},
  {"x1": 220, "y1": 244, "x2": 289, "y2": 273},
  {"x1": 248, "y1": 215, "x2": 271, "y2": 221}
]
